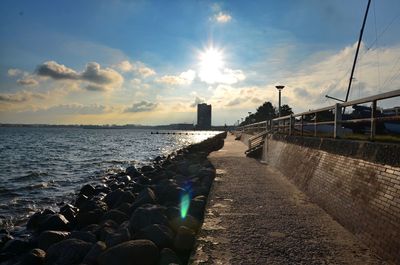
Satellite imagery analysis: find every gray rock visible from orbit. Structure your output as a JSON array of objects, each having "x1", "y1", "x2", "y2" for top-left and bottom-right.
[
  {"x1": 135, "y1": 224, "x2": 174, "y2": 249},
  {"x1": 169, "y1": 214, "x2": 200, "y2": 233},
  {"x1": 80, "y1": 184, "x2": 96, "y2": 197},
  {"x1": 129, "y1": 205, "x2": 168, "y2": 233},
  {"x1": 82, "y1": 241, "x2": 106, "y2": 265},
  {"x1": 105, "y1": 228, "x2": 130, "y2": 248},
  {"x1": 45, "y1": 239, "x2": 92, "y2": 265},
  {"x1": 102, "y1": 209, "x2": 129, "y2": 225},
  {"x1": 126, "y1": 166, "x2": 142, "y2": 178},
  {"x1": 1, "y1": 239, "x2": 31, "y2": 255},
  {"x1": 70, "y1": 231, "x2": 97, "y2": 243},
  {"x1": 114, "y1": 191, "x2": 136, "y2": 208},
  {"x1": 37, "y1": 230, "x2": 70, "y2": 250},
  {"x1": 39, "y1": 214, "x2": 70, "y2": 232},
  {"x1": 104, "y1": 189, "x2": 125, "y2": 208},
  {"x1": 26, "y1": 211, "x2": 52, "y2": 231},
  {"x1": 173, "y1": 226, "x2": 195, "y2": 251},
  {"x1": 76, "y1": 209, "x2": 104, "y2": 228},
  {"x1": 20, "y1": 248, "x2": 46, "y2": 265},
  {"x1": 158, "y1": 248, "x2": 181, "y2": 265},
  {"x1": 129, "y1": 188, "x2": 157, "y2": 214},
  {"x1": 98, "y1": 240, "x2": 159, "y2": 265}
]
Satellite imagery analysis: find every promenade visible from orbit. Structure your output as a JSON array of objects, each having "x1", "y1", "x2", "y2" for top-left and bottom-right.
[{"x1": 191, "y1": 135, "x2": 385, "y2": 265}]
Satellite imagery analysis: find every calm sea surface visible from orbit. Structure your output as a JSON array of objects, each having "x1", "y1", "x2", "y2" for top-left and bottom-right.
[{"x1": 0, "y1": 127, "x2": 220, "y2": 230}]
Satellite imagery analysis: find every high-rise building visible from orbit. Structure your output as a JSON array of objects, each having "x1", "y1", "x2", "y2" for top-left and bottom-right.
[{"x1": 197, "y1": 103, "x2": 212, "y2": 130}]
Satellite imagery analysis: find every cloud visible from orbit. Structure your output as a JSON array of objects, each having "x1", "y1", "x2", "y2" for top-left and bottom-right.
[
  {"x1": 124, "y1": 100, "x2": 158, "y2": 112},
  {"x1": 114, "y1": 60, "x2": 156, "y2": 78},
  {"x1": 0, "y1": 91, "x2": 47, "y2": 103},
  {"x1": 36, "y1": 61, "x2": 123, "y2": 91},
  {"x1": 190, "y1": 96, "x2": 205, "y2": 107},
  {"x1": 199, "y1": 67, "x2": 245, "y2": 85},
  {"x1": 214, "y1": 12, "x2": 232, "y2": 23},
  {"x1": 36, "y1": 61, "x2": 79, "y2": 80},
  {"x1": 17, "y1": 77, "x2": 39, "y2": 86},
  {"x1": 7, "y1": 68, "x2": 24, "y2": 77},
  {"x1": 37, "y1": 104, "x2": 113, "y2": 115},
  {"x1": 156, "y1": 69, "x2": 196, "y2": 85}
]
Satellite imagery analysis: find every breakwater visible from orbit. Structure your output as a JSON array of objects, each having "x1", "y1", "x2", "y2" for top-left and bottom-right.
[
  {"x1": 0, "y1": 132, "x2": 226, "y2": 265},
  {"x1": 241, "y1": 133, "x2": 400, "y2": 263}
]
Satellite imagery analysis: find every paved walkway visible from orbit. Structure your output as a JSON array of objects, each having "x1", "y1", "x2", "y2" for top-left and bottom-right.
[{"x1": 190, "y1": 135, "x2": 385, "y2": 265}]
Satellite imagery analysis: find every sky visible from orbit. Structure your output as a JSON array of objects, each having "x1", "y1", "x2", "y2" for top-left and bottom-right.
[{"x1": 1, "y1": 0, "x2": 400, "y2": 125}]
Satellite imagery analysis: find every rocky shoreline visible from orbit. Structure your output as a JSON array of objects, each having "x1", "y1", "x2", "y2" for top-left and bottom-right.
[{"x1": 0, "y1": 132, "x2": 227, "y2": 265}]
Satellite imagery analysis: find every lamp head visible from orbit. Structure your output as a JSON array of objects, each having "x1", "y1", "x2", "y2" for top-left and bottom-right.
[{"x1": 275, "y1": 85, "x2": 285, "y2": 91}]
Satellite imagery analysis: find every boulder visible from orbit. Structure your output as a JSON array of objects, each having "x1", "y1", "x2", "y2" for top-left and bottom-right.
[
  {"x1": 26, "y1": 211, "x2": 52, "y2": 231},
  {"x1": 80, "y1": 184, "x2": 96, "y2": 198},
  {"x1": 38, "y1": 214, "x2": 69, "y2": 232},
  {"x1": 173, "y1": 226, "x2": 195, "y2": 251},
  {"x1": 82, "y1": 241, "x2": 106, "y2": 265},
  {"x1": 135, "y1": 224, "x2": 174, "y2": 249},
  {"x1": 104, "y1": 228, "x2": 131, "y2": 248},
  {"x1": 129, "y1": 205, "x2": 168, "y2": 233},
  {"x1": 129, "y1": 188, "x2": 157, "y2": 214},
  {"x1": 98, "y1": 240, "x2": 159, "y2": 265},
  {"x1": 114, "y1": 191, "x2": 136, "y2": 208},
  {"x1": 102, "y1": 210, "x2": 129, "y2": 225},
  {"x1": 158, "y1": 248, "x2": 181, "y2": 265},
  {"x1": 70, "y1": 231, "x2": 97, "y2": 243},
  {"x1": 59, "y1": 204, "x2": 77, "y2": 223},
  {"x1": 104, "y1": 189, "x2": 125, "y2": 208},
  {"x1": 45, "y1": 239, "x2": 92, "y2": 265},
  {"x1": 125, "y1": 166, "x2": 142, "y2": 178},
  {"x1": 20, "y1": 248, "x2": 46, "y2": 265},
  {"x1": 79, "y1": 199, "x2": 108, "y2": 213},
  {"x1": 37, "y1": 230, "x2": 70, "y2": 250},
  {"x1": 76, "y1": 209, "x2": 104, "y2": 228},
  {"x1": 1, "y1": 239, "x2": 31, "y2": 255}
]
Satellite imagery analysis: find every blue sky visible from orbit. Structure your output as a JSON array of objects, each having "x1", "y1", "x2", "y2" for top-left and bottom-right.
[{"x1": 1, "y1": 0, "x2": 400, "y2": 125}]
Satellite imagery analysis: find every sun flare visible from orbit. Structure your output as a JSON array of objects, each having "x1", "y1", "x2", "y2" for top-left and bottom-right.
[{"x1": 198, "y1": 46, "x2": 225, "y2": 84}]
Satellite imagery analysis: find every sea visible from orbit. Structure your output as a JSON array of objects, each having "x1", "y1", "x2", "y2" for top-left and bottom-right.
[{"x1": 0, "y1": 127, "x2": 221, "y2": 231}]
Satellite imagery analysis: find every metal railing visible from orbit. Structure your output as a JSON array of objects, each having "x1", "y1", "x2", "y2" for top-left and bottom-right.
[{"x1": 237, "y1": 89, "x2": 400, "y2": 141}]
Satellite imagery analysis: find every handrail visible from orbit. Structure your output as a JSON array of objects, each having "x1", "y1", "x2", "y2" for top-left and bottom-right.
[{"x1": 236, "y1": 89, "x2": 400, "y2": 141}]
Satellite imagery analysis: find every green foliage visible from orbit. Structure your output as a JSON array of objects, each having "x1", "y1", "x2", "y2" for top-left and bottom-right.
[{"x1": 240, "y1": 102, "x2": 293, "y2": 125}]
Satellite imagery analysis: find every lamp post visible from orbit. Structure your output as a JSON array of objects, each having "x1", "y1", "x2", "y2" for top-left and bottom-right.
[{"x1": 275, "y1": 85, "x2": 285, "y2": 117}]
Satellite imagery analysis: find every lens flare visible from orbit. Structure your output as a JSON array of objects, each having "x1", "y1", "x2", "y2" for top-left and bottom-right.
[{"x1": 180, "y1": 193, "x2": 191, "y2": 219}]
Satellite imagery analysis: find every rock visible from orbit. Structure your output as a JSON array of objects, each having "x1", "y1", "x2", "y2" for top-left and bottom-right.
[
  {"x1": 129, "y1": 205, "x2": 168, "y2": 233},
  {"x1": 114, "y1": 191, "x2": 136, "y2": 208},
  {"x1": 82, "y1": 241, "x2": 106, "y2": 265},
  {"x1": 98, "y1": 240, "x2": 159, "y2": 265},
  {"x1": 141, "y1": 165, "x2": 154, "y2": 173},
  {"x1": 26, "y1": 212, "x2": 51, "y2": 231},
  {"x1": 129, "y1": 188, "x2": 157, "y2": 214},
  {"x1": 158, "y1": 248, "x2": 181, "y2": 265},
  {"x1": 81, "y1": 224, "x2": 101, "y2": 237},
  {"x1": 102, "y1": 210, "x2": 129, "y2": 225},
  {"x1": 135, "y1": 224, "x2": 174, "y2": 249},
  {"x1": 37, "y1": 230, "x2": 70, "y2": 250},
  {"x1": 38, "y1": 214, "x2": 69, "y2": 232},
  {"x1": 104, "y1": 189, "x2": 125, "y2": 208},
  {"x1": 173, "y1": 226, "x2": 195, "y2": 251},
  {"x1": 116, "y1": 202, "x2": 131, "y2": 216},
  {"x1": 70, "y1": 231, "x2": 97, "y2": 243},
  {"x1": 169, "y1": 214, "x2": 199, "y2": 233},
  {"x1": 20, "y1": 248, "x2": 46, "y2": 265},
  {"x1": 1, "y1": 239, "x2": 31, "y2": 255},
  {"x1": 79, "y1": 199, "x2": 108, "y2": 213},
  {"x1": 105, "y1": 228, "x2": 131, "y2": 248},
  {"x1": 80, "y1": 184, "x2": 96, "y2": 197},
  {"x1": 75, "y1": 194, "x2": 89, "y2": 209},
  {"x1": 125, "y1": 166, "x2": 142, "y2": 178},
  {"x1": 59, "y1": 204, "x2": 77, "y2": 223},
  {"x1": 45, "y1": 239, "x2": 92, "y2": 265},
  {"x1": 116, "y1": 175, "x2": 131, "y2": 183},
  {"x1": 95, "y1": 184, "x2": 110, "y2": 195},
  {"x1": 76, "y1": 209, "x2": 104, "y2": 228},
  {"x1": 188, "y1": 196, "x2": 207, "y2": 220}
]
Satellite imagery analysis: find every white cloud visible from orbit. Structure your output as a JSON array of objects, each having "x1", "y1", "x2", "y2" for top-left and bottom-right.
[
  {"x1": 7, "y1": 68, "x2": 24, "y2": 77},
  {"x1": 190, "y1": 96, "x2": 205, "y2": 107},
  {"x1": 199, "y1": 67, "x2": 245, "y2": 85},
  {"x1": 0, "y1": 90, "x2": 48, "y2": 103},
  {"x1": 156, "y1": 69, "x2": 196, "y2": 85},
  {"x1": 17, "y1": 77, "x2": 39, "y2": 86},
  {"x1": 214, "y1": 12, "x2": 232, "y2": 23},
  {"x1": 114, "y1": 60, "x2": 156, "y2": 78}
]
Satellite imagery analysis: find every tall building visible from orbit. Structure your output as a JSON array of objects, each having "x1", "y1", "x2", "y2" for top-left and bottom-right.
[{"x1": 197, "y1": 103, "x2": 212, "y2": 130}]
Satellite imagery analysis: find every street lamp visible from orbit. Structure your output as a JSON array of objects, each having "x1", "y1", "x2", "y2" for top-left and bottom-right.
[{"x1": 275, "y1": 85, "x2": 285, "y2": 117}]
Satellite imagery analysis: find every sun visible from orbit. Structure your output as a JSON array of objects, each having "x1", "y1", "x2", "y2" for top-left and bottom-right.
[{"x1": 198, "y1": 46, "x2": 224, "y2": 84}]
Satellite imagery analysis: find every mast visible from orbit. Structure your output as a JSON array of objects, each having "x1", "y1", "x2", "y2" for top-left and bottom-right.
[{"x1": 344, "y1": 0, "x2": 372, "y2": 103}]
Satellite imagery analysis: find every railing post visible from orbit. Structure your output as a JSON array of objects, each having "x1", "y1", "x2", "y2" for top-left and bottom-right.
[
  {"x1": 314, "y1": 112, "x2": 318, "y2": 137},
  {"x1": 334, "y1": 103, "x2": 343, "y2": 139},
  {"x1": 289, "y1": 115, "x2": 293, "y2": 135},
  {"x1": 370, "y1": 100, "x2": 377, "y2": 141}
]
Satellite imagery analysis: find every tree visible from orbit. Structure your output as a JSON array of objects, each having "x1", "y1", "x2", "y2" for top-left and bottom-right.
[
  {"x1": 279, "y1": 104, "x2": 293, "y2": 117},
  {"x1": 240, "y1": 101, "x2": 293, "y2": 126}
]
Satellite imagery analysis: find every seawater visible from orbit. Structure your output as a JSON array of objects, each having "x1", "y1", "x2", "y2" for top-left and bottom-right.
[{"x1": 0, "y1": 127, "x2": 220, "y2": 230}]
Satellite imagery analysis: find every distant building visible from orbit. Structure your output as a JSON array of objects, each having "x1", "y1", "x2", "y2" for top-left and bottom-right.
[{"x1": 197, "y1": 103, "x2": 212, "y2": 130}]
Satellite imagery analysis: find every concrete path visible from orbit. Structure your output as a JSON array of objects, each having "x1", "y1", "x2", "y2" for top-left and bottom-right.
[{"x1": 190, "y1": 135, "x2": 385, "y2": 265}]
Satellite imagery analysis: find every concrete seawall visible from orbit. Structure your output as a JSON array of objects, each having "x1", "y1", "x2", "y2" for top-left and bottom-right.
[{"x1": 248, "y1": 134, "x2": 400, "y2": 263}]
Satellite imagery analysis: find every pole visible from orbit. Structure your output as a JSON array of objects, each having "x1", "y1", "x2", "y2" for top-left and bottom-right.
[
  {"x1": 278, "y1": 90, "x2": 282, "y2": 117},
  {"x1": 344, "y1": 0, "x2": 371, "y2": 105}
]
